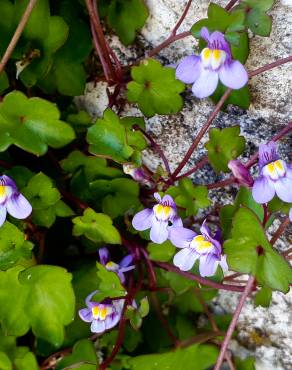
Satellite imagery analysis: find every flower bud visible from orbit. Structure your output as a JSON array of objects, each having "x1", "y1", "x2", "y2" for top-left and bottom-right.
[{"x1": 228, "y1": 160, "x2": 254, "y2": 187}]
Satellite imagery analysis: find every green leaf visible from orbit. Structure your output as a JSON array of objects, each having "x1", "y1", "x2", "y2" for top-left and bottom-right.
[
  {"x1": 167, "y1": 179, "x2": 210, "y2": 216},
  {"x1": 254, "y1": 286, "x2": 272, "y2": 307},
  {"x1": 243, "y1": 0, "x2": 275, "y2": 12},
  {"x1": 95, "y1": 262, "x2": 126, "y2": 301},
  {"x1": 54, "y1": 59, "x2": 87, "y2": 96},
  {"x1": 224, "y1": 207, "x2": 292, "y2": 292},
  {"x1": 101, "y1": 0, "x2": 148, "y2": 45},
  {"x1": 127, "y1": 59, "x2": 185, "y2": 117},
  {"x1": 87, "y1": 109, "x2": 134, "y2": 163},
  {"x1": 13, "y1": 348, "x2": 39, "y2": 370},
  {"x1": 72, "y1": 208, "x2": 121, "y2": 244},
  {"x1": 43, "y1": 16, "x2": 69, "y2": 53},
  {"x1": 56, "y1": 339, "x2": 97, "y2": 370},
  {"x1": 0, "y1": 91, "x2": 75, "y2": 155},
  {"x1": 0, "y1": 352, "x2": 12, "y2": 370},
  {"x1": 246, "y1": 8, "x2": 272, "y2": 36},
  {"x1": 0, "y1": 222, "x2": 33, "y2": 270},
  {"x1": 205, "y1": 126, "x2": 245, "y2": 172},
  {"x1": 268, "y1": 196, "x2": 292, "y2": 215},
  {"x1": 234, "y1": 356, "x2": 256, "y2": 370},
  {"x1": 127, "y1": 344, "x2": 219, "y2": 370},
  {"x1": 139, "y1": 297, "x2": 149, "y2": 318},
  {"x1": 0, "y1": 72, "x2": 9, "y2": 94},
  {"x1": 19, "y1": 265, "x2": 75, "y2": 347},
  {"x1": 147, "y1": 240, "x2": 176, "y2": 262},
  {"x1": 90, "y1": 178, "x2": 140, "y2": 219}
]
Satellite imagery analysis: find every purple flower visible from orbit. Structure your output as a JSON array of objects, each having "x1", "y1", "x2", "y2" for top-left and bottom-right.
[
  {"x1": 99, "y1": 247, "x2": 135, "y2": 284},
  {"x1": 289, "y1": 208, "x2": 292, "y2": 222},
  {"x1": 123, "y1": 164, "x2": 151, "y2": 186},
  {"x1": 169, "y1": 220, "x2": 228, "y2": 277},
  {"x1": 228, "y1": 159, "x2": 254, "y2": 187},
  {"x1": 0, "y1": 175, "x2": 32, "y2": 227},
  {"x1": 252, "y1": 141, "x2": 292, "y2": 204},
  {"x1": 132, "y1": 193, "x2": 182, "y2": 244},
  {"x1": 79, "y1": 291, "x2": 124, "y2": 333},
  {"x1": 176, "y1": 27, "x2": 248, "y2": 98}
]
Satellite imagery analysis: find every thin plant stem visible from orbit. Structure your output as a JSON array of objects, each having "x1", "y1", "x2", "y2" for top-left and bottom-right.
[
  {"x1": 207, "y1": 177, "x2": 236, "y2": 190},
  {"x1": 249, "y1": 55, "x2": 292, "y2": 78},
  {"x1": 225, "y1": 0, "x2": 238, "y2": 11},
  {"x1": 154, "y1": 261, "x2": 247, "y2": 292},
  {"x1": 172, "y1": 88, "x2": 232, "y2": 178},
  {"x1": 270, "y1": 217, "x2": 290, "y2": 245},
  {"x1": 147, "y1": 31, "x2": 191, "y2": 58},
  {"x1": 174, "y1": 156, "x2": 209, "y2": 181},
  {"x1": 172, "y1": 0, "x2": 193, "y2": 36},
  {"x1": 0, "y1": 0, "x2": 38, "y2": 75},
  {"x1": 214, "y1": 276, "x2": 255, "y2": 370}
]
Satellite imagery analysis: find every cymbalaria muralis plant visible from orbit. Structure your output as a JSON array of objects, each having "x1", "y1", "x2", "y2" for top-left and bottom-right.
[{"x1": 0, "y1": 1, "x2": 291, "y2": 370}]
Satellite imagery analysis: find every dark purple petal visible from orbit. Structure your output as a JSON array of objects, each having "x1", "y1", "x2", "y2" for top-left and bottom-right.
[
  {"x1": 0, "y1": 206, "x2": 7, "y2": 227},
  {"x1": 228, "y1": 160, "x2": 254, "y2": 187},
  {"x1": 176, "y1": 55, "x2": 201, "y2": 84},
  {"x1": 200, "y1": 27, "x2": 210, "y2": 42},
  {"x1": 105, "y1": 312, "x2": 121, "y2": 331},
  {"x1": 169, "y1": 227, "x2": 196, "y2": 248},
  {"x1": 161, "y1": 194, "x2": 176, "y2": 207},
  {"x1": 173, "y1": 248, "x2": 199, "y2": 271},
  {"x1": 150, "y1": 219, "x2": 169, "y2": 244},
  {"x1": 132, "y1": 208, "x2": 154, "y2": 231},
  {"x1": 119, "y1": 254, "x2": 133, "y2": 268},
  {"x1": 274, "y1": 177, "x2": 292, "y2": 202},
  {"x1": 99, "y1": 247, "x2": 110, "y2": 265},
  {"x1": 258, "y1": 141, "x2": 279, "y2": 170},
  {"x1": 91, "y1": 319, "x2": 106, "y2": 333},
  {"x1": 0, "y1": 175, "x2": 17, "y2": 190},
  {"x1": 85, "y1": 290, "x2": 98, "y2": 307},
  {"x1": 191, "y1": 68, "x2": 219, "y2": 98},
  {"x1": 6, "y1": 194, "x2": 32, "y2": 219},
  {"x1": 200, "y1": 220, "x2": 212, "y2": 239},
  {"x1": 252, "y1": 176, "x2": 275, "y2": 204},
  {"x1": 78, "y1": 308, "x2": 93, "y2": 322},
  {"x1": 219, "y1": 61, "x2": 248, "y2": 89},
  {"x1": 208, "y1": 31, "x2": 231, "y2": 56},
  {"x1": 199, "y1": 254, "x2": 219, "y2": 277}
]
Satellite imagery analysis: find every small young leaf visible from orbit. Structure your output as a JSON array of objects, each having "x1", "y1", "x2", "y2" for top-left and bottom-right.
[
  {"x1": 205, "y1": 126, "x2": 245, "y2": 172},
  {"x1": 246, "y1": 8, "x2": 272, "y2": 36},
  {"x1": 147, "y1": 240, "x2": 176, "y2": 262},
  {"x1": 254, "y1": 286, "x2": 272, "y2": 307},
  {"x1": 72, "y1": 208, "x2": 121, "y2": 244},
  {"x1": 95, "y1": 263, "x2": 126, "y2": 300},
  {"x1": 127, "y1": 59, "x2": 185, "y2": 117}
]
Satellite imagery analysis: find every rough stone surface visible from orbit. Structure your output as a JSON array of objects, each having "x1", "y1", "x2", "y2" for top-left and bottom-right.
[{"x1": 75, "y1": 1, "x2": 292, "y2": 368}]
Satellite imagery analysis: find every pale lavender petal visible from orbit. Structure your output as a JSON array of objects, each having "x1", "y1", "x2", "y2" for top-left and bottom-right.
[
  {"x1": 154, "y1": 192, "x2": 161, "y2": 203},
  {"x1": 191, "y1": 68, "x2": 219, "y2": 98},
  {"x1": 119, "y1": 254, "x2": 133, "y2": 268},
  {"x1": 252, "y1": 176, "x2": 275, "y2": 203},
  {"x1": 199, "y1": 254, "x2": 219, "y2": 277},
  {"x1": 119, "y1": 265, "x2": 135, "y2": 273},
  {"x1": 85, "y1": 290, "x2": 98, "y2": 307},
  {"x1": 274, "y1": 177, "x2": 292, "y2": 202},
  {"x1": 286, "y1": 166, "x2": 292, "y2": 180},
  {"x1": 173, "y1": 248, "x2": 199, "y2": 271},
  {"x1": 219, "y1": 61, "x2": 248, "y2": 89},
  {"x1": 161, "y1": 194, "x2": 175, "y2": 207},
  {"x1": 200, "y1": 219, "x2": 212, "y2": 239},
  {"x1": 176, "y1": 55, "x2": 201, "y2": 84},
  {"x1": 172, "y1": 216, "x2": 183, "y2": 228},
  {"x1": 169, "y1": 227, "x2": 196, "y2": 248},
  {"x1": 99, "y1": 247, "x2": 110, "y2": 265},
  {"x1": 91, "y1": 319, "x2": 105, "y2": 333},
  {"x1": 78, "y1": 308, "x2": 93, "y2": 322},
  {"x1": 258, "y1": 141, "x2": 278, "y2": 169},
  {"x1": 289, "y1": 208, "x2": 292, "y2": 222},
  {"x1": 105, "y1": 312, "x2": 121, "y2": 331},
  {"x1": 132, "y1": 208, "x2": 154, "y2": 231},
  {"x1": 6, "y1": 194, "x2": 32, "y2": 219},
  {"x1": 219, "y1": 255, "x2": 228, "y2": 273},
  {"x1": 0, "y1": 206, "x2": 7, "y2": 227},
  {"x1": 117, "y1": 272, "x2": 126, "y2": 284},
  {"x1": 150, "y1": 219, "x2": 169, "y2": 244},
  {"x1": 200, "y1": 27, "x2": 210, "y2": 42}
]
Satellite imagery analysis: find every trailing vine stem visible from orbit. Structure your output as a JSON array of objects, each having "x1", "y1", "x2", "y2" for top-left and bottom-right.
[{"x1": 0, "y1": 0, "x2": 38, "y2": 75}]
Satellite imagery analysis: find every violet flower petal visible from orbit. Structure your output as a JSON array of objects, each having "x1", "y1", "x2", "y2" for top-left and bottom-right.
[
  {"x1": 200, "y1": 26, "x2": 210, "y2": 42},
  {"x1": 154, "y1": 192, "x2": 161, "y2": 203},
  {"x1": 132, "y1": 208, "x2": 154, "y2": 231},
  {"x1": 119, "y1": 254, "x2": 133, "y2": 268},
  {"x1": 0, "y1": 206, "x2": 7, "y2": 227},
  {"x1": 219, "y1": 255, "x2": 228, "y2": 273},
  {"x1": 258, "y1": 141, "x2": 278, "y2": 169},
  {"x1": 91, "y1": 319, "x2": 106, "y2": 333},
  {"x1": 289, "y1": 208, "x2": 292, "y2": 222},
  {"x1": 169, "y1": 227, "x2": 196, "y2": 248},
  {"x1": 99, "y1": 247, "x2": 110, "y2": 265},
  {"x1": 78, "y1": 308, "x2": 93, "y2": 322},
  {"x1": 172, "y1": 216, "x2": 183, "y2": 227},
  {"x1": 173, "y1": 248, "x2": 199, "y2": 271},
  {"x1": 161, "y1": 194, "x2": 176, "y2": 207},
  {"x1": 176, "y1": 55, "x2": 201, "y2": 84},
  {"x1": 105, "y1": 312, "x2": 121, "y2": 331},
  {"x1": 199, "y1": 254, "x2": 218, "y2": 277},
  {"x1": 85, "y1": 290, "x2": 98, "y2": 307},
  {"x1": 219, "y1": 60, "x2": 248, "y2": 89},
  {"x1": 191, "y1": 68, "x2": 219, "y2": 98},
  {"x1": 274, "y1": 177, "x2": 292, "y2": 202},
  {"x1": 252, "y1": 176, "x2": 275, "y2": 203},
  {"x1": 150, "y1": 219, "x2": 169, "y2": 244},
  {"x1": 6, "y1": 194, "x2": 32, "y2": 219}
]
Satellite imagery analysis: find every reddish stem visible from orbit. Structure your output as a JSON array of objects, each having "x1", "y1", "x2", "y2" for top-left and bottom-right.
[
  {"x1": 270, "y1": 217, "x2": 290, "y2": 245},
  {"x1": 214, "y1": 276, "x2": 255, "y2": 370},
  {"x1": 172, "y1": 89, "x2": 232, "y2": 178},
  {"x1": 249, "y1": 55, "x2": 292, "y2": 78},
  {"x1": 154, "y1": 261, "x2": 247, "y2": 292},
  {"x1": 174, "y1": 156, "x2": 209, "y2": 181},
  {"x1": 148, "y1": 31, "x2": 191, "y2": 58},
  {"x1": 171, "y1": 0, "x2": 193, "y2": 36},
  {"x1": 225, "y1": 0, "x2": 238, "y2": 11}
]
